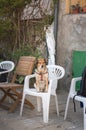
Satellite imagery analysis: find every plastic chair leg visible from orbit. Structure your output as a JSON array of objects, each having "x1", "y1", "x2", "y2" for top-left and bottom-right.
[
  {"x1": 83, "y1": 103, "x2": 86, "y2": 130},
  {"x1": 20, "y1": 93, "x2": 26, "y2": 116},
  {"x1": 55, "y1": 95, "x2": 59, "y2": 116},
  {"x1": 37, "y1": 97, "x2": 41, "y2": 112},
  {"x1": 42, "y1": 96, "x2": 49, "y2": 123},
  {"x1": 64, "y1": 95, "x2": 70, "y2": 120}
]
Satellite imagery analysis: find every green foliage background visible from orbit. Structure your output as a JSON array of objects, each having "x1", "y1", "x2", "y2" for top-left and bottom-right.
[{"x1": 0, "y1": 0, "x2": 55, "y2": 61}]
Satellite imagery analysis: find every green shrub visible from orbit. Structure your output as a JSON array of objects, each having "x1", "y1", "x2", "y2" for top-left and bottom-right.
[{"x1": 12, "y1": 44, "x2": 42, "y2": 62}]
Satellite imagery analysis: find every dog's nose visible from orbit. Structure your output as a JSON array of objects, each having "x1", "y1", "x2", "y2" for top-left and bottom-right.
[{"x1": 41, "y1": 65, "x2": 43, "y2": 68}]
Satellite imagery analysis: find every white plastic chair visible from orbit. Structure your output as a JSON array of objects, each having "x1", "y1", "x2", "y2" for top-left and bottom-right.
[
  {"x1": 0, "y1": 61, "x2": 15, "y2": 103},
  {"x1": 0, "y1": 61, "x2": 15, "y2": 82},
  {"x1": 20, "y1": 65, "x2": 65, "y2": 123},
  {"x1": 64, "y1": 77, "x2": 86, "y2": 130}
]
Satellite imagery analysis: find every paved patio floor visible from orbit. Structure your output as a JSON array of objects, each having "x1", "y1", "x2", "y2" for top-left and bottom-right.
[{"x1": 0, "y1": 90, "x2": 83, "y2": 130}]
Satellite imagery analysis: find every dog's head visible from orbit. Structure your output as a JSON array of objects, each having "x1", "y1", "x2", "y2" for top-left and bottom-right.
[{"x1": 36, "y1": 58, "x2": 47, "y2": 73}]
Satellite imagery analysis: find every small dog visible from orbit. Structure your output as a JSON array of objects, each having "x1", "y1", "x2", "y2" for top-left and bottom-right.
[{"x1": 34, "y1": 58, "x2": 48, "y2": 92}]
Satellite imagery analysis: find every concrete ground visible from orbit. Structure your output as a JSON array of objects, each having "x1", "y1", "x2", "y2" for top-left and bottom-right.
[{"x1": 0, "y1": 90, "x2": 83, "y2": 130}]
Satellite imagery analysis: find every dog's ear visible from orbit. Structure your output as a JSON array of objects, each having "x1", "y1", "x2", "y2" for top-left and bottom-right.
[
  {"x1": 35, "y1": 59, "x2": 38, "y2": 65},
  {"x1": 36, "y1": 58, "x2": 48, "y2": 64}
]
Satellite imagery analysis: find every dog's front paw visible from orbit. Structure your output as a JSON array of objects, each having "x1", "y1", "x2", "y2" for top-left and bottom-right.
[
  {"x1": 45, "y1": 88, "x2": 48, "y2": 92},
  {"x1": 36, "y1": 87, "x2": 40, "y2": 92}
]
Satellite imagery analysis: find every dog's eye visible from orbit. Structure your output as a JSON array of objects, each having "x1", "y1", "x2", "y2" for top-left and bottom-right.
[{"x1": 38, "y1": 62, "x2": 43, "y2": 64}]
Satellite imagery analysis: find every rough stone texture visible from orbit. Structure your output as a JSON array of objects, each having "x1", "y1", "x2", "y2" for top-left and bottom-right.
[{"x1": 57, "y1": 0, "x2": 86, "y2": 90}]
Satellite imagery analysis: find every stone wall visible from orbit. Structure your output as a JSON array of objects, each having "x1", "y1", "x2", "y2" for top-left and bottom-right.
[{"x1": 57, "y1": 0, "x2": 86, "y2": 90}]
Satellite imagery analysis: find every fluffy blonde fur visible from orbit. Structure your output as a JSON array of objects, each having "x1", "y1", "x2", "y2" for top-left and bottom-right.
[{"x1": 35, "y1": 58, "x2": 48, "y2": 92}]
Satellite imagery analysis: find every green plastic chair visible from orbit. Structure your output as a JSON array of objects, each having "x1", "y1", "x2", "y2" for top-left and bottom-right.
[
  {"x1": 64, "y1": 50, "x2": 86, "y2": 130},
  {"x1": 72, "y1": 50, "x2": 86, "y2": 91}
]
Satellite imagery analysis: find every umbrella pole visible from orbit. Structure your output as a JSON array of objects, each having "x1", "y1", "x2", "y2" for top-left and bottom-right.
[{"x1": 54, "y1": 0, "x2": 59, "y2": 64}]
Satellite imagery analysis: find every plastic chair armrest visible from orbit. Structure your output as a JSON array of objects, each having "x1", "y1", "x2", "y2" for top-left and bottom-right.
[
  {"x1": 72, "y1": 77, "x2": 82, "y2": 83},
  {"x1": 24, "y1": 74, "x2": 36, "y2": 89}
]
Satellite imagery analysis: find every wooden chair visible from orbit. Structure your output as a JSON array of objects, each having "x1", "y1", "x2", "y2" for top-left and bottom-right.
[{"x1": 0, "y1": 56, "x2": 36, "y2": 112}]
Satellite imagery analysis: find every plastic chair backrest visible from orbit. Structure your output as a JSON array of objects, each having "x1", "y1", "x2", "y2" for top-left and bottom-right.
[
  {"x1": 0, "y1": 61, "x2": 15, "y2": 82},
  {"x1": 72, "y1": 50, "x2": 86, "y2": 91},
  {"x1": 0, "y1": 61, "x2": 15, "y2": 74},
  {"x1": 47, "y1": 65, "x2": 65, "y2": 95}
]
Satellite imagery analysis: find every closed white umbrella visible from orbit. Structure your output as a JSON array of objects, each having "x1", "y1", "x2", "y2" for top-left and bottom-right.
[
  {"x1": 45, "y1": 23, "x2": 55, "y2": 65},
  {"x1": 45, "y1": 23, "x2": 56, "y2": 89}
]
